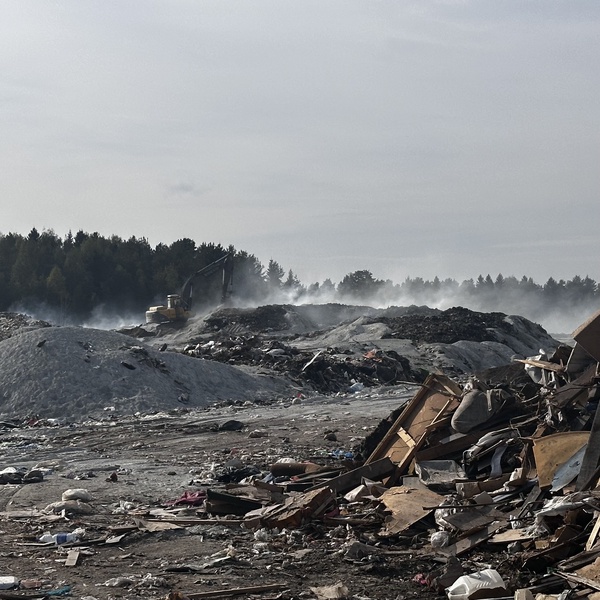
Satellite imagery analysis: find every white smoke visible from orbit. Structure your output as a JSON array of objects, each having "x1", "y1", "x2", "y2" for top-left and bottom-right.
[{"x1": 10, "y1": 276, "x2": 598, "y2": 337}]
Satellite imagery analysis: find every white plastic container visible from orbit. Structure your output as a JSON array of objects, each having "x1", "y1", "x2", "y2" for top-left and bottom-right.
[
  {"x1": 446, "y1": 568, "x2": 506, "y2": 600},
  {"x1": 0, "y1": 577, "x2": 19, "y2": 590}
]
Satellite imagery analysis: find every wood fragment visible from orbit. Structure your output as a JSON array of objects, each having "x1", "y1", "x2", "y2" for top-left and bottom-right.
[
  {"x1": 555, "y1": 570, "x2": 600, "y2": 592},
  {"x1": 586, "y1": 512, "x2": 600, "y2": 551},
  {"x1": 366, "y1": 374, "x2": 461, "y2": 474},
  {"x1": 379, "y1": 485, "x2": 443, "y2": 536},
  {"x1": 514, "y1": 358, "x2": 565, "y2": 372},
  {"x1": 65, "y1": 549, "x2": 80, "y2": 566},
  {"x1": 440, "y1": 521, "x2": 504, "y2": 557},
  {"x1": 309, "y1": 457, "x2": 395, "y2": 494},
  {"x1": 181, "y1": 582, "x2": 287, "y2": 599}
]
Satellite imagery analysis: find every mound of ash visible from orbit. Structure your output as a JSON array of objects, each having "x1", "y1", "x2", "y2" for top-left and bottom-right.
[{"x1": 0, "y1": 317, "x2": 292, "y2": 421}]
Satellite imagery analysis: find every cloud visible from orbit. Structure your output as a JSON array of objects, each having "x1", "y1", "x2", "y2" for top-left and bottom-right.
[{"x1": 0, "y1": 1, "x2": 598, "y2": 286}]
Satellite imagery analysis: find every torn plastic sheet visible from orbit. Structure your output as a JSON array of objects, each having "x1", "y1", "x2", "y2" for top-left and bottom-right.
[{"x1": 415, "y1": 460, "x2": 466, "y2": 487}]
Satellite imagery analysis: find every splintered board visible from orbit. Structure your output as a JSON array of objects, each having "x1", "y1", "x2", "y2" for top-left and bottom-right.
[{"x1": 365, "y1": 373, "x2": 461, "y2": 477}]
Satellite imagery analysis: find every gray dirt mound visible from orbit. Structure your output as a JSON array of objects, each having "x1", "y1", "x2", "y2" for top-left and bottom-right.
[{"x1": 0, "y1": 326, "x2": 291, "y2": 421}]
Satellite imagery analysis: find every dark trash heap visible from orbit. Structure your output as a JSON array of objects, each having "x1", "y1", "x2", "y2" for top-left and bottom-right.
[
  {"x1": 177, "y1": 304, "x2": 555, "y2": 394},
  {"x1": 185, "y1": 335, "x2": 420, "y2": 393}
]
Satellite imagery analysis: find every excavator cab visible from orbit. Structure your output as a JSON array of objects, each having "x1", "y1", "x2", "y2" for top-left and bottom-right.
[{"x1": 145, "y1": 294, "x2": 190, "y2": 324}]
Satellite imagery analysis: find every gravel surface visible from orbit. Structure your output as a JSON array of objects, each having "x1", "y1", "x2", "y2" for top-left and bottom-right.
[{"x1": 0, "y1": 325, "x2": 293, "y2": 421}]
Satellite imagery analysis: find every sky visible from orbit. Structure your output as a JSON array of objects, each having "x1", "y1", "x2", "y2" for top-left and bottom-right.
[{"x1": 1, "y1": 0, "x2": 598, "y2": 287}]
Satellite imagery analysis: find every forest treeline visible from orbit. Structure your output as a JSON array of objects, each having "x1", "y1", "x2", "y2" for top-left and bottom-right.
[{"x1": 0, "y1": 229, "x2": 598, "y2": 324}]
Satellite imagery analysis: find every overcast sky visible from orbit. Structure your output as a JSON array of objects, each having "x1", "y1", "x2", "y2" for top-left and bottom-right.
[{"x1": 1, "y1": 1, "x2": 598, "y2": 286}]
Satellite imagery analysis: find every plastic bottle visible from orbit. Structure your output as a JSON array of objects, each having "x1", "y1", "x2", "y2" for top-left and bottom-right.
[
  {"x1": 38, "y1": 531, "x2": 79, "y2": 545},
  {"x1": 446, "y1": 569, "x2": 506, "y2": 600},
  {"x1": 348, "y1": 382, "x2": 364, "y2": 393}
]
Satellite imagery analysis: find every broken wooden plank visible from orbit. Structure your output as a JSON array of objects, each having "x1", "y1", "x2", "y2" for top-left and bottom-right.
[
  {"x1": 365, "y1": 374, "x2": 461, "y2": 478},
  {"x1": 252, "y1": 486, "x2": 337, "y2": 530},
  {"x1": 587, "y1": 512, "x2": 600, "y2": 551},
  {"x1": 65, "y1": 549, "x2": 79, "y2": 566},
  {"x1": 555, "y1": 570, "x2": 600, "y2": 592},
  {"x1": 178, "y1": 582, "x2": 287, "y2": 599},
  {"x1": 440, "y1": 521, "x2": 504, "y2": 557},
  {"x1": 378, "y1": 485, "x2": 444, "y2": 537},
  {"x1": 558, "y1": 548, "x2": 600, "y2": 572},
  {"x1": 309, "y1": 457, "x2": 395, "y2": 495},
  {"x1": 489, "y1": 529, "x2": 534, "y2": 544},
  {"x1": 514, "y1": 358, "x2": 566, "y2": 373}
]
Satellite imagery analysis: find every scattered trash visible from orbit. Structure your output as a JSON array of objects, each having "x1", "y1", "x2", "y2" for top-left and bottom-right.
[
  {"x1": 310, "y1": 581, "x2": 350, "y2": 600},
  {"x1": 0, "y1": 576, "x2": 19, "y2": 590},
  {"x1": 39, "y1": 528, "x2": 85, "y2": 545},
  {"x1": 2, "y1": 307, "x2": 600, "y2": 598},
  {"x1": 446, "y1": 569, "x2": 506, "y2": 600}
]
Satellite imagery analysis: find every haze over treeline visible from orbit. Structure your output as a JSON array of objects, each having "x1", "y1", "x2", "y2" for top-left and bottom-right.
[{"x1": 1, "y1": 229, "x2": 598, "y2": 334}]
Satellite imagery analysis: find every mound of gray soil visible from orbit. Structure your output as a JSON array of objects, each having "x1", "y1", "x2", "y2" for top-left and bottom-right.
[
  {"x1": 135, "y1": 304, "x2": 561, "y2": 387},
  {"x1": 0, "y1": 325, "x2": 291, "y2": 421}
]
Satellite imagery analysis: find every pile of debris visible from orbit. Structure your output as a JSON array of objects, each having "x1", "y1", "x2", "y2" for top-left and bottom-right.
[
  {"x1": 4, "y1": 306, "x2": 600, "y2": 599},
  {"x1": 183, "y1": 337, "x2": 419, "y2": 393},
  {"x1": 145, "y1": 309, "x2": 600, "y2": 598},
  {"x1": 169, "y1": 304, "x2": 558, "y2": 393},
  {"x1": 0, "y1": 323, "x2": 294, "y2": 421},
  {"x1": 0, "y1": 312, "x2": 50, "y2": 342},
  {"x1": 178, "y1": 308, "x2": 599, "y2": 598}
]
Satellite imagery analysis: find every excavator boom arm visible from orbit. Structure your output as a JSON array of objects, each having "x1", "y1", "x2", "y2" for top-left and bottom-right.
[{"x1": 180, "y1": 253, "x2": 233, "y2": 311}]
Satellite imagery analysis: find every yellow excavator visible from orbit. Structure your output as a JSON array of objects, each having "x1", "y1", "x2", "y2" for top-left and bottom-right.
[{"x1": 145, "y1": 253, "x2": 233, "y2": 324}]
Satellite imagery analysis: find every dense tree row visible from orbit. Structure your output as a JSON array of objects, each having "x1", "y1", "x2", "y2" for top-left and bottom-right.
[
  {"x1": 0, "y1": 229, "x2": 598, "y2": 325},
  {"x1": 0, "y1": 229, "x2": 271, "y2": 319}
]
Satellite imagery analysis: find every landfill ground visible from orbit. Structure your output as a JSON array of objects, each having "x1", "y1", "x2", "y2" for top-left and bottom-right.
[
  {"x1": 0, "y1": 388, "x2": 449, "y2": 600},
  {"x1": 3, "y1": 304, "x2": 600, "y2": 600}
]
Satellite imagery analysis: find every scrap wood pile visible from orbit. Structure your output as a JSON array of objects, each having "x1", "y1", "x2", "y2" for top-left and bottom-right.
[{"x1": 167, "y1": 310, "x2": 600, "y2": 597}]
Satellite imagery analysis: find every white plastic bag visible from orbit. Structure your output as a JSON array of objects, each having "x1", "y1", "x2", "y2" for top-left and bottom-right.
[{"x1": 446, "y1": 568, "x2": 506, "y2": 600}]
